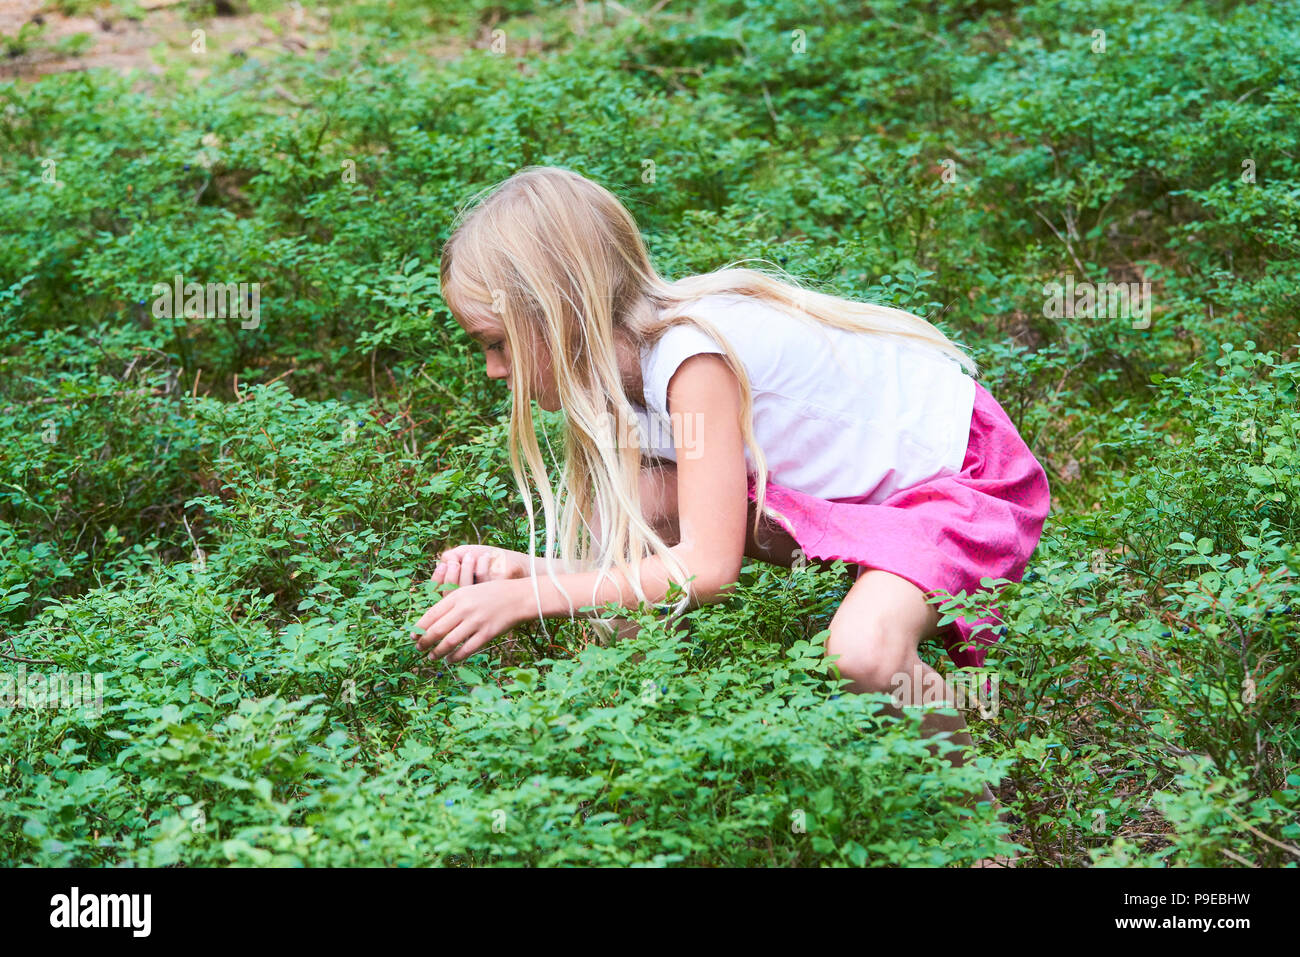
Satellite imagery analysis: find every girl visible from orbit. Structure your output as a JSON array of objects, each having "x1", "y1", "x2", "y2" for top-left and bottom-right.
[{"x1": 413, "y1": 165, "x2": 1050, "y2": 839}]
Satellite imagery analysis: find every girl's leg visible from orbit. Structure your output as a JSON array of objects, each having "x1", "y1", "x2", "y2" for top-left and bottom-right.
[
  {"x1": 634, "y1": 471, "x2": 1012, "y2": 857},
  {"x1": 825, "y1": 569, "x2": 1004, "y2": 818},
  {"x1": 596, "y1": 460, "x2": 682, "y2": 642},
  {"x1": 639, "y1": 467, "x2": 995, "y2": 781}
]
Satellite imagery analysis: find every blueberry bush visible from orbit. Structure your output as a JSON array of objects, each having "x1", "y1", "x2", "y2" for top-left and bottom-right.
[{"x1": 0, "y1": 0, "x2": 1296, "y2": 866}]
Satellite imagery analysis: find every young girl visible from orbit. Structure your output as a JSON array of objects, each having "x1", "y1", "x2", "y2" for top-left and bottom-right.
[{"x1": 413, "y1": 165, "x2": 1050, "y2": 837}]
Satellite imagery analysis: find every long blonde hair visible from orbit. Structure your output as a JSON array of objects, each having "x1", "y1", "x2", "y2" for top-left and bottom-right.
[{"x1": 438, "y1": 165, "x2": 976, "y2": 632}]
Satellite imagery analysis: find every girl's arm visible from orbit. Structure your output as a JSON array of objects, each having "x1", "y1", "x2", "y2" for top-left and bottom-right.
[
  {"x1": 512, "y1": 352, "x2": 750, "y2": 619},
  {"x1": 413, "y1": 354, "x2": 749, "y2": 662}
]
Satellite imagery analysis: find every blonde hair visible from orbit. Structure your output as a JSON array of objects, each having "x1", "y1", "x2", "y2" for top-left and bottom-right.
[{"x1": 439, "y1": 165, "x2": 976, "y2": 634}]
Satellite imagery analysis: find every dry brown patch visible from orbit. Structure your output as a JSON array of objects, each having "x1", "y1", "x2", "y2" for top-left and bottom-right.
[{"x1": 0, "y1": 0, "x2": 332, "y2": 81}]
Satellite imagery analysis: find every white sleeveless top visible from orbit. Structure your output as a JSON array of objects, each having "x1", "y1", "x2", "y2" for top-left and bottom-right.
[{"x1": 630, "y1": 293, "x2": 976, "y2": 504}]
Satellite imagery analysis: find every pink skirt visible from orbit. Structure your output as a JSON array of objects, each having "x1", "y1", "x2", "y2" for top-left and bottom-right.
[{"x1": 746, "y1": 381, "x2": 1050, "y2": 670}]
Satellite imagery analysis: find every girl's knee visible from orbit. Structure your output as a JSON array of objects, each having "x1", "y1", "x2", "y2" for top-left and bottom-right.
[
  {"x1": 592, "y1": 461, "x2": 680, "y2": 550},
  {"x1": 824, "y1": 619, "x2": 921, "y2": 695},
  {"x1": 638, "y1": 460, "x2": 679, "y2": 545}
]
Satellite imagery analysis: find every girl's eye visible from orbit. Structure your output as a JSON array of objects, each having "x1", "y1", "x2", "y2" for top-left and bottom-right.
[{"x1": 486, "y1": 341, "x2": 504, "y2": 353}]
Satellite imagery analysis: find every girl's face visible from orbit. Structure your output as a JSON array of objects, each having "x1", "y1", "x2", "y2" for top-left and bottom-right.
[{"x1": 458, "y1": 312, "x2": 560, "y2": 412}]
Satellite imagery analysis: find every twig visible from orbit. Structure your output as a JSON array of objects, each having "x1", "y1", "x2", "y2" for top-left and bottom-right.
[
  {"x1": 0, "y1": 651, "x2": 56, "y2": 665},
  {"x1": 733, "y1": 33, "x2": 780, "y2": 129},
  {"x1": 603, "y1": 0, "x2": 647, "y2": 26},
  {"x1": 874, "y1": 15, "x2": 951, "y2": 47},
  {"x1": 272, "y1": 84, "x2": 311, "y2": 108},
  {"x1": 1034, "y1": 208, "x2": 1090, "y2": 279},
  {"x1": 603, "y1": 0, "x2": 675, "y2": 26},
  {"x1": 417, "y1": 365, "x2": 470, "y2": 407},
  {"x1": 1224, "y1": 810, "x2": 1300, "y2": 860},
  {"x1": 3, "y1": 387, "x2": 166, "y2": 411},
  {"x1": 182, "y1": 511, "x2": 200, "y2": 553},
  {"x1": 760, "y1": 84, "x2": 780, "y2": 128},
  {"x1": 1219, "y1": 847, "x2": 1256, "y2": 867},
  {"x1": 617, "y1": 62, "x2": 703, "y2": 93},
  {"x1": 1093, "y1": 691, "x2": 1199, "y2": 757}
]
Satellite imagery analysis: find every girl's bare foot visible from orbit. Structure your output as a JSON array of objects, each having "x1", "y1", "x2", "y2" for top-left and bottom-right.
[{"x1": 971, "y1": 853, "x2": 1019, "y2": 868}]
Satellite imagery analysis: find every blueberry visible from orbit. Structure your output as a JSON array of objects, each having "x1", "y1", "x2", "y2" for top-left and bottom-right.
[
  {"x1": 1160, "y1": 630, "x2": 1171, "y2": 638},
  {"x1": 445, "y1": 799, "x2": 454, "y2": 806}
]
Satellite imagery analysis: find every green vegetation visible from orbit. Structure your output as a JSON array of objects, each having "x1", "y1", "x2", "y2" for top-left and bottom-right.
[{"x1": 0, "y1": 0, "x2": 1296, "y2": 866}]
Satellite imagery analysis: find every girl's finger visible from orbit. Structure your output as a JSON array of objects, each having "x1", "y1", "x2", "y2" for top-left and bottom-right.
[
  {"x1": 429, "y1": 618, "x2": 476, "y2": 661},
  {"x1": 457, "y1": 555, "x2": 476, "y2": 588},
  {"x1": 415, "y1": 601, "x2": 454, "y2": 650},
  {"x1": 415, "y1": 624, "x2": 437, "y2": 652},
  {"x1": 414, "y1": 605, "x2": 437, "y2": 635},
  {"x1": 448, "y1": 631, "x2": 486, "y2": 663}
]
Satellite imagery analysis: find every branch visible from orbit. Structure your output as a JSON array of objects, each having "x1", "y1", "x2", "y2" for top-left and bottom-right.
[
  {"x1": 1034, "y1": 207, "x2": 1090, "y2": 279},
  {"x1": 2, "y1": 387, "x2": 168, "y2": 412}
]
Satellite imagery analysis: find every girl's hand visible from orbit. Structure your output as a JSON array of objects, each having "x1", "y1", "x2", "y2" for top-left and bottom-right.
[
  {"x1": 433, "y1": 545, "x2": 530, "y2": 588},
  {"x1": 412, "y1": 578, "x2": 527, "y2": 663}
]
